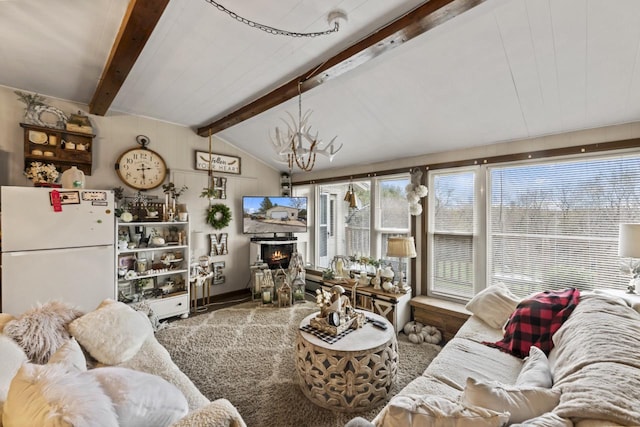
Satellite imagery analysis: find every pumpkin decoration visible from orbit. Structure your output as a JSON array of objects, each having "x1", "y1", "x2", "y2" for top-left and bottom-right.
[
  {"x1": 407, "y1": 332, "x2": 425, "y2": 344},
  {"x1": 420, "y1": 325, "x2": 442, "y2": 344},
  {"x1": 403, "y1": 321, "x2": 423, "y2": 336}
]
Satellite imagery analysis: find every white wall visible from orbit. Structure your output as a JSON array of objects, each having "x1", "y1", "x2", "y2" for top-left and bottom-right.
[{"x1": 0, "y1": 84, "x2": 281, "y2": 297}]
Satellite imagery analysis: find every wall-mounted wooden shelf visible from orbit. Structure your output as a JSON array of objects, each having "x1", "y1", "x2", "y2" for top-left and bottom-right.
[{"x1": 21, "y1": 122, "x2": 94, "y2": 176}]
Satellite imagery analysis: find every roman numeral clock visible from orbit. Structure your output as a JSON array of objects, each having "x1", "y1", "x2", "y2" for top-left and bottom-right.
[{"x1": 115, "y1": 135, "x2": 167, "y2": 190}]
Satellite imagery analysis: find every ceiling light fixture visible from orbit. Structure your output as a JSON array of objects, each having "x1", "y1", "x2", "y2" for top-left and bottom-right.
[
  {"x1": 204, "y1": 0, "x2": 347, "y2": 38},
  {"x1": 271, "y1": 81, "x2": 343, "y2": 172}
]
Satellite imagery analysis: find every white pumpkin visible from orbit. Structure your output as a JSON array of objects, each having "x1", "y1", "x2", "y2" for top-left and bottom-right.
[
  {"x1": 420, "y1": 325, "x2": 442, "y2": 344},
  {"x1": 403, "y1": 321, "x2": 423, "y2": 336},
  {"x1": 407, "y1": 332, "x2": 424, "y2": 344}
]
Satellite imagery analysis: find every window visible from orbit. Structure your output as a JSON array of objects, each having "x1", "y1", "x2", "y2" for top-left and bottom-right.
[
  {"x1": 314, "y1": 176, "x2": 411, "y2": 276},
  {"x1": 489, "y1": 154, "x2": 640, "y2": 297},
  {"x1": 427, "y1": 169, "x2": 479, "y2": 299},
  {"x1": 427, "y1": 151, "x2": 640, "y2": 301}
]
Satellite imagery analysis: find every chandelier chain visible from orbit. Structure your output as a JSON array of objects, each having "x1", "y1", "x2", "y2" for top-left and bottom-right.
[{"x1": 204, "y1": 0, "x2": 340, "y2": 37}]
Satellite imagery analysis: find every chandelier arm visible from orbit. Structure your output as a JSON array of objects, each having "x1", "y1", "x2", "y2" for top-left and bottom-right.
[{"x1": 204, "y1": 0, "x2": 342, "y2": 38}]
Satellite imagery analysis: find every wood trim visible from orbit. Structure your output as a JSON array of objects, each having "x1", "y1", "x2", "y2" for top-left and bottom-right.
[
  {"x1": 196, "y1": 0, "x2": 487, "y2": 137},
  {"x1": 292, "y1": 137, "x2": 640, "y2": 185},
  {"x1": 89, "y1": 0, "x2": 170, "y2": 116}
]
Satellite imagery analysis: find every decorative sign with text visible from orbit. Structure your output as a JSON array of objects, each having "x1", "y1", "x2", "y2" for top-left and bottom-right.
[
  {"x1": 195, "y1": 151, "x2": 241, "y2": 175},
  {"x1": 210, "y1": 233, "x2": 228, "y2": 256}
]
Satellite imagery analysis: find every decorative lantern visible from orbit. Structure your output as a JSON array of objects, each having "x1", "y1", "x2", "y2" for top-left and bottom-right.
[
  {"x1": 292, "y1": 277, "x2": 306, "y2": 304},
  {"x1": 261, "y1": 270, "x2": 274, "y2": 306},
  {"x1": 278, "y1": 281, "x2": 292, "y2": 307}
]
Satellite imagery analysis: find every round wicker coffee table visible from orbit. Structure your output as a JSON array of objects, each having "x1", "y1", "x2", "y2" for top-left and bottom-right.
[{"x1": 295, "y1": 312, "x2": 398, "y2": 412}]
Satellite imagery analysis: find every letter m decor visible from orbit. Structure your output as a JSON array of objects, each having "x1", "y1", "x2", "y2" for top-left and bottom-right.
[{"x1": 210, "y1": 233, "x2": 228, "y2": 256}]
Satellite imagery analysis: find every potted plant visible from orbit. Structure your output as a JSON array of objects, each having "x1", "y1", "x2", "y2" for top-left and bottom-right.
[{"x1": 24, "y1": 162, "x2": 60, "y2": 186}]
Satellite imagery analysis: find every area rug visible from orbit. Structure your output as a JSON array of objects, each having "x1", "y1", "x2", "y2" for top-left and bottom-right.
[{"x1": 156, "y1": 301, "x2": 441, "y2": 427}]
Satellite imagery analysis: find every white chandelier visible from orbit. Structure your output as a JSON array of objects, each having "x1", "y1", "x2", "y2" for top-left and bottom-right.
[{"x1": 270, "y1": 83, "x2": 343, "y2": 171}]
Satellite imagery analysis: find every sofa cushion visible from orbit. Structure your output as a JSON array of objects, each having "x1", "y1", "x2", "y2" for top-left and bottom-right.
[
  {"x1": 516, "y1": 346, "x2": 552, "y2": 388},
  {"x1": 3, "y1": 300, "x2": 83, "y2": 364},
  {"x1": 465, "y1": 283, "x2": 520, "y2": 329},
  {"x1": 375, "y1": 394, "x2": 509, "y2": 427},
  {"x1": 461, "y1": 377, "x2": 560, "y2": 424},
  {"x1": 85, "y1": 367, "x2": 189, "y2": 427},
  {"x1": 510, "y1": 412, "x2": 572, "y2": 426},
  {"x1": 485, "y1": 288, "x2": 580, "y2": 358},
  {"x1": 2, "y1": 362, "x2": 118, "y2": 427},
  {"x1": 69, "y1": 300, "x2": 152, "y2": 365},
  {"x1": 426, "y1": 338, "x2": 523, "y2": 389}
]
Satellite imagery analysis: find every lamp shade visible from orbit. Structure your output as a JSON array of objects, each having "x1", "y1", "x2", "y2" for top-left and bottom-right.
[
  {"x1": 618, "y1": 224, "x2": 640, "y2": 258},
  {"x1": 386, "y1": 236, "x2": 417, "y2": 258}
]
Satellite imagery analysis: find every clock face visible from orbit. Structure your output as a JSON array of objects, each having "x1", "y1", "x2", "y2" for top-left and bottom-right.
[{"x1": 115, "y1": 148, "x2": 167, "y2": 190}]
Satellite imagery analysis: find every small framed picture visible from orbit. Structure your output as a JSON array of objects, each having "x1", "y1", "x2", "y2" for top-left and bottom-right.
[
  {"x1": 118, "y1": 255, "x2": 136, "y2": 270},
  {"x1": 195, "y1": 151, "x2": 241, "y2": 175}
]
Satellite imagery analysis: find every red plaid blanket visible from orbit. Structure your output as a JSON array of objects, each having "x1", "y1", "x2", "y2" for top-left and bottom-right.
[{"x1": 484, "y1": 288, "x2": 580, "y2": 358}]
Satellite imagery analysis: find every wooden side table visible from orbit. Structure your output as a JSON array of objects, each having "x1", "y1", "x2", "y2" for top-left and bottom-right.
[{"x1": 295, "y1": 312, "x2": 398, "y2": 412}]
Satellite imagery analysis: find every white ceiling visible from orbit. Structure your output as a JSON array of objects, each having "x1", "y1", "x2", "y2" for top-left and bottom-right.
[{"x1": 1, "y1": 0, "x2": 639, "y2": 173}]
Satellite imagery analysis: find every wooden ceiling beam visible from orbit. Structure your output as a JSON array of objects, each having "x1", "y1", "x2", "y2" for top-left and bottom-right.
[
  {"x1": 197, "y1": 0, "x2": 486, "y2": 137},
  {"x1": 89, "y1": 0, "x2": 170, "y2": 116}
]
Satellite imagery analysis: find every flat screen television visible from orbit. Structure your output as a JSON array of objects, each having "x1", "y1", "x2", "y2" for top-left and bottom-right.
[{"x1": 242, "y1": 196, "x2": 308, "y2": 234}]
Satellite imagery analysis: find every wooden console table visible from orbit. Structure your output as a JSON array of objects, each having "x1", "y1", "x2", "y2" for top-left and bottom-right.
[{"x1": 321, "y1": 279, "x2": 411, "y2": 333}]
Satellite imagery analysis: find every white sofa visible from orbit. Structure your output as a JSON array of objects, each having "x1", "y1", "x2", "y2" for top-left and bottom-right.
[
  {"x1": 350, "y1": 288, "x2": 640, "y2": 426},
  {"x1": 0, "y1": 299, "x2": 246, "y2": 427}
]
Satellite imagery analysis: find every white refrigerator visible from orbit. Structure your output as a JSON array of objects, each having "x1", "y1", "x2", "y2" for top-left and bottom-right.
[{"x1": 1, "y1": 186, "x2": 115, "y2": 314}]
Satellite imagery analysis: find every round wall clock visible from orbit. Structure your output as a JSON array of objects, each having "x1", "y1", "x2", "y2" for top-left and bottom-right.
[{"x1": 115, "y1": 135, "x2": 167, "y2": 190}]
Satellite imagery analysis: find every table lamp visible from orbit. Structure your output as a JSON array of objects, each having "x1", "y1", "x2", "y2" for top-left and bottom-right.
[
  {"x1": 386, "y1": 236, "x2": 417, "y2": 293},
  {"x1": 618, "y1": 224, "x2": 640, "y2": 294}
]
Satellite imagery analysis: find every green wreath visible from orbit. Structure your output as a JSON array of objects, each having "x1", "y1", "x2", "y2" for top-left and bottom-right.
[{"x1": 206, "y1": 203, "x2": 232, "y2": 229}]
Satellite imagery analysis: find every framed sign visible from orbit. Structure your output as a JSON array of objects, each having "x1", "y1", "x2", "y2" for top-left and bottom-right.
[{"x1": 195, "y1": 151, "x2": 241, "y2": 175}]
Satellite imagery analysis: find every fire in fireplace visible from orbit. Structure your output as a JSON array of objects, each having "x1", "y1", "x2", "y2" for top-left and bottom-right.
[{"x1": 261, "y1": 242, "x2": 295, "y2": 269}]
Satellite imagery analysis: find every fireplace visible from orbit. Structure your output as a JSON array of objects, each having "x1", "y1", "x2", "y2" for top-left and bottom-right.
[{"x1": 250, "y1": 240, "x2": 297, "y2": 270}]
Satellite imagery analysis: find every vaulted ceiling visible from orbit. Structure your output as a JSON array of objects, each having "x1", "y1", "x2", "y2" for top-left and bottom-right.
[{"x1": 1, "y1": 0, "x2": 639, "y2": 173}]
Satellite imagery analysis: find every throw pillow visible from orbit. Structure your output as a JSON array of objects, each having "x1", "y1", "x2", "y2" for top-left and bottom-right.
[
  {"x1": 69, "y1": 300, "x2": 153, "y2": 365},
  {"x1": 3, "y1": 300, "x2": 83, "y2": 364},
  {"x1": 2, "y1": 362, "x2": 118, "y2": 427},
  {"x1": 516, "y1": 346, "x2": 552, "y2": 388},
  {"x1": 462, "y1": 377, "x2": 561, "y2": 424},
  {"x1": 48, "y1": 337, "x2": 87, "y2": 372},
  {"x1": 86, "y1": 367, "x2": 189, "y2": 427},
  {"x1": 484, "y1": 288, "x2": 580, "y2": 358},
  {"x1": 465, "y1": 282, "x2": 521, "y2": 329},
  {"x1": 376, "y1": 394, "x2": 510, "y2": 427},
  {"x1": 0, "y1": 335, "x2": 27, "y2": 407},
  {"x1": 510, "y1": 412, "x2": 572, "y2": 426},
  {"x1": 0, "y1": 314, "x2": 15, "y2": 333}
]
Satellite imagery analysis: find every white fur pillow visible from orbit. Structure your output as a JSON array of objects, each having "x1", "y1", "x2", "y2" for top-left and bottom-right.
[
  {"x1": 462, "y1": 377, "x2": 561, "y2": 424},
  {"x1": 516, "y1": 346, "x2": 552, "y2": 388},
  {"x1": 0, "y1": 314, "x2": 15, "y2": 333},
  {"x1": 3, "y1": 300, "x2": 83, "y2": 364},
  {"x1": 376, "y1": 394, "x2": 510, "y2": 426},
  {"x1": 69, "y1": 300, "x2": 152, "y2": 365},
  {"x1": 465, "y1": 283, "x2": 521, "y2": 329},
  {"x1": 86, "y1": 367, "x2": 189, "y2": 426},
  {"x1": 2, "y1": 363, "x2": 118, "y2": 427},
  {"x1": 48, "y1": 337, "x2": 87, "y2": 372}
]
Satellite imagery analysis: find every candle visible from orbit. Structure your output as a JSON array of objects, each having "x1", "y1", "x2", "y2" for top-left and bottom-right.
[
  {"x1": 262, "y1": 290, "x2": 272, "y2": 304},
  {"x1": 172, "y1": 198, "x2": 176, "y2": 212},
  {"x1": 165, "y1": 194, "x2": 169, "y2": 209}
]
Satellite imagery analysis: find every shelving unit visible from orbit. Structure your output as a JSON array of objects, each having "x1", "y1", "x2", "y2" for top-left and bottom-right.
[
  {"x1": 21, "y1": 123, "x2": 94, "y2": 175},
  {"x1": 115, "y1": 220, "x2": 190, "y2": 320}
]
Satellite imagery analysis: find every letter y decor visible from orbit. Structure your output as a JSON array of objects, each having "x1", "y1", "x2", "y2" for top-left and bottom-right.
[{"x1": 209, "y1": 233, "x2": 228, "y2": 256}]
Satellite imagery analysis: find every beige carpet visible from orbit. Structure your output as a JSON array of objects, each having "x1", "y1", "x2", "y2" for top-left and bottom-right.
[{"x1": 156, "y1": 301, "x2": 441, "y2": 427}]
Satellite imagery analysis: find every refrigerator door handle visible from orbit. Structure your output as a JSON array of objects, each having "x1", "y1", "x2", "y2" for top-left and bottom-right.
[{"x1": 5, "y1": 245, "x2": 113, "y2": 257}]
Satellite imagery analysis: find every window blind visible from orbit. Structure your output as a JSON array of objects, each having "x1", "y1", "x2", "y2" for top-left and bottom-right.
[
  {"x1": 489, "y1": 154, "x2": 640, "y2": 296},
  {"x1": 429, "y1": 171, "x2": 476, "y2": 298}
]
